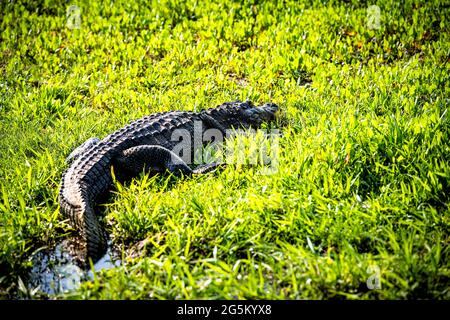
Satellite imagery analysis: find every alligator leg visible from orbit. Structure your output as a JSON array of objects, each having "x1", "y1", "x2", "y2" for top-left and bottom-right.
[
  {"x1": 113, "y1": 145, "x2": 194, "y2": 178},
  {"x1": 199, "y1": 113, "x2": 227, "y2": 135},
  {"x1": 192, "y1": 162, "x2": 225, "y2": 174},
  {"x1": 113, "y1": 145, "x2": 224, "y2": 179},
  {"x1": 66, "y1": 137, "x2": 101, "y2": 164}
]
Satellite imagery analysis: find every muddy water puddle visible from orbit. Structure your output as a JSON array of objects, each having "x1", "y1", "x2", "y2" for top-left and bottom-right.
[{"x1": 26, "y1": 240, "x2": 121, "y2": 296}]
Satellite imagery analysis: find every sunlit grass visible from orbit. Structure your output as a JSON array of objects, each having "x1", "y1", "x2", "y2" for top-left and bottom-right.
[{"x1": 0, "y1": 0, "x2": 449, "y2": 299}]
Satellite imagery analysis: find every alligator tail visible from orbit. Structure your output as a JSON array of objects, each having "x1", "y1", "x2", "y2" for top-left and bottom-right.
[
  {"x1": 59, "y1": 194, "x2": 107, "y2": 266},
  {"x1": 81, "y1": 203, "x2": 108, "y2": 264}
]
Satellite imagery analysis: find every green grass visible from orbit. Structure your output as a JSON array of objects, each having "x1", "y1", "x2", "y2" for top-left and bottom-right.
[{"x1": 0, "y1": 0, "x2": 449, "y2": 299}]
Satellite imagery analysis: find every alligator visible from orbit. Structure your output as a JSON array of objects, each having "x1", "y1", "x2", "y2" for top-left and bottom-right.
[{"x1": 59, "y1": 100, "x2": 278, "y2": 266}]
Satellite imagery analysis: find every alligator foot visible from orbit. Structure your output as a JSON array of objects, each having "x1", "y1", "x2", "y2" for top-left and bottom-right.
[{"x1": 193, "y1": 162, "x2": 225, "y2": 174}]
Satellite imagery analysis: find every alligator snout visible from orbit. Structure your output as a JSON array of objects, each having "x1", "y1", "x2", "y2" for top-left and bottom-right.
[
  {"x1": 242, "y1": 102, "x2": 279, "y2": 124},
  {"x1": 260, "y1": 102, "x2": 279, "y2": 120}
]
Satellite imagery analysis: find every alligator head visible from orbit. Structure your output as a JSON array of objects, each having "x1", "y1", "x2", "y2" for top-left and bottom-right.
[
  {"x1": 240, "y1": 101, "x2": 278, "y2": 126},
  {"x1": 203, "y1": 100, "x2": 279, "y2": 130}
]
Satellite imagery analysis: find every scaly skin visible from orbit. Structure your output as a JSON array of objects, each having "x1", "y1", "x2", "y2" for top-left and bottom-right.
[{"x1": 59, "y1": 100, "x2": 278, "y2": 265}]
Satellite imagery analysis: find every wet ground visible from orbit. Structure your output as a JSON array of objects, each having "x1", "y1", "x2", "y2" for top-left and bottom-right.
[{"x1": 26, "y1": 240, "x2": 121, "y2": 296}]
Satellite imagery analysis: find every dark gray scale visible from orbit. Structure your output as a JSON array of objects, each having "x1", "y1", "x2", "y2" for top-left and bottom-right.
[
  {"x1": 159, "y1": 127, "x2": 171, "y2": 140},
  {"x1": 129, "y1": 127, "x2": 150, "y2": 145},
  {"x1": 149, "y1": 131, "x2": 169, "y2": 147},
  {"x1": 169, "y1": 117, "x2": 182, "y2": 126},
  {"x1": 180, "y1": 116, "x2": 192, "y2": 125},
  {"x1": 107, "y1": 132, "x2": 121, "y2": 144},
  {"x1": 138, "y1": 126, "x2": 149, "y2": 136},
  {"x1": 151, "y1": 121, "x2": 162, "y2": 132}
]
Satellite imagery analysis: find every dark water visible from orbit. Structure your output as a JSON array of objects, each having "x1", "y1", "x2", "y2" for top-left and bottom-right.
[{"x1": 26, "y1": 241, "x2": 120, "y2": 296}]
